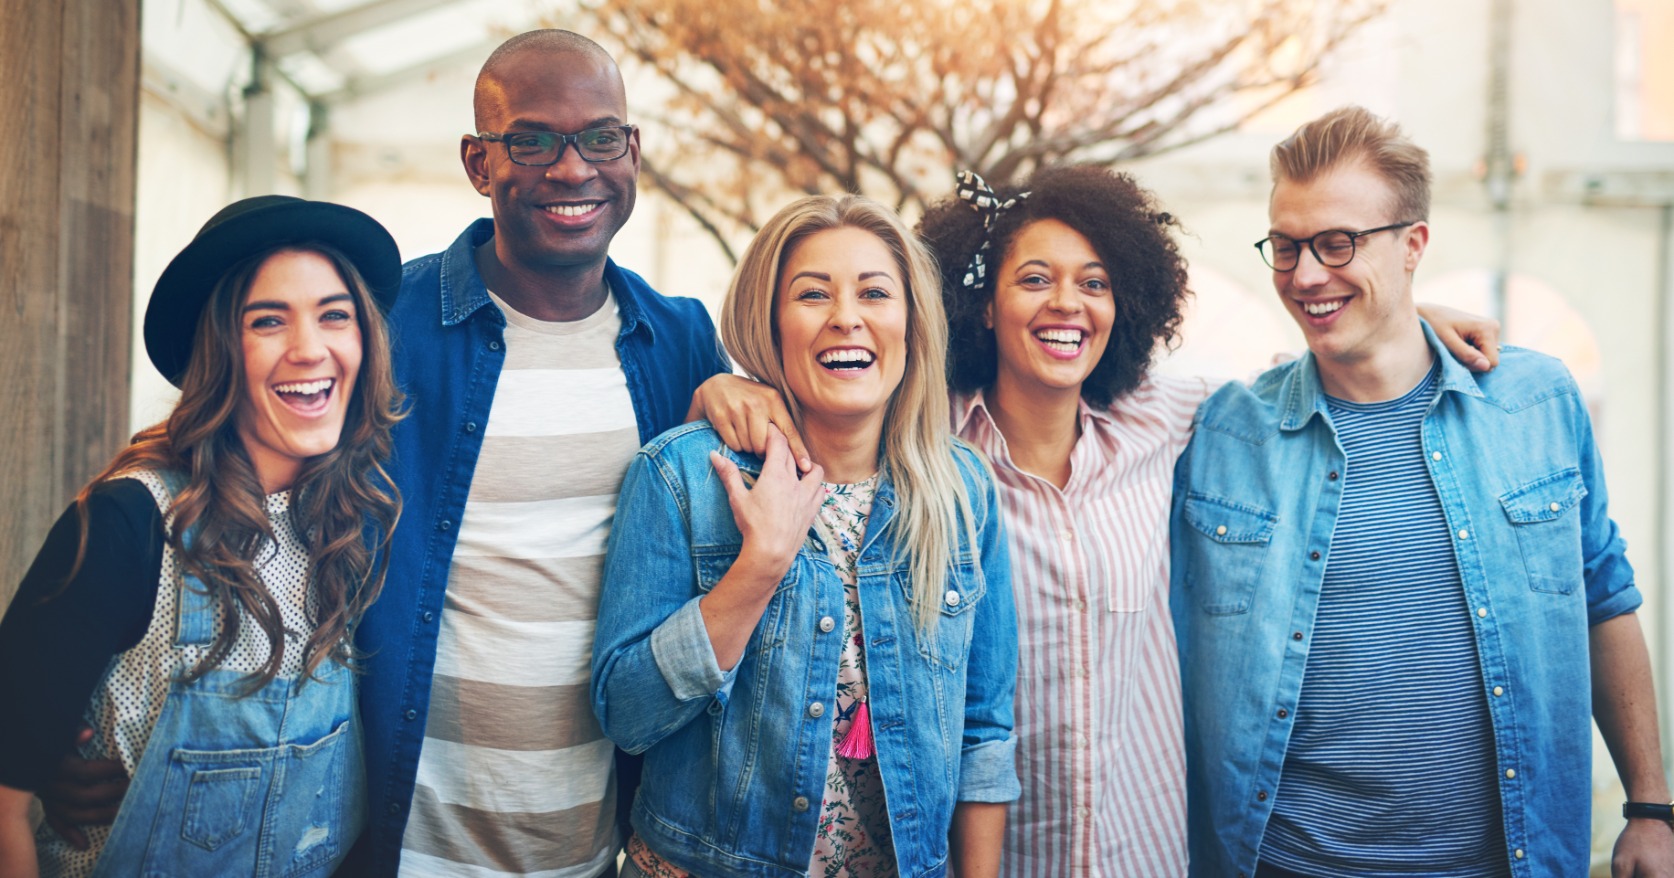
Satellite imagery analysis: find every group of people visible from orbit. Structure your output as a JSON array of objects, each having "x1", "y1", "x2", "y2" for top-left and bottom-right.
[{"x1": 0, "y1": 25, "x2": 1667, "y2": 878}]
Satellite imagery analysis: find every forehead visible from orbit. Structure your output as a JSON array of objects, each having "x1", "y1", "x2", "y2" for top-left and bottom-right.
[
  {"x1": 246, "y1": 249, "x2": 348, "y2": 302},
  {"x1": 480, "y1": 49, "x2": 626, "y2": 129},
  {"x1": 1268, "y1": 161, "x2": 1397, "y2": 234},
  {"x1": 780, "y1": 226, "x2": 897, "y2": 278},
  {"x1": 1003, "y1": 218, "x2": 1099, "y2": 263}
]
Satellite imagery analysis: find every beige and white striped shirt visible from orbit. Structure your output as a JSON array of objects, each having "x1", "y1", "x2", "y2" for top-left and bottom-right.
[
  {"x1": 399, "y1": 291, "x2": 638, "y2": 878},
  {"x1": 954, "y1": 375, "x2": 1212, "y2": 878}
]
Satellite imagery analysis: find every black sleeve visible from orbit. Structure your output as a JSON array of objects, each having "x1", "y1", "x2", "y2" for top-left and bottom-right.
[{"x1": 0, "y1": 478, "x2": 164, "y2": 791}]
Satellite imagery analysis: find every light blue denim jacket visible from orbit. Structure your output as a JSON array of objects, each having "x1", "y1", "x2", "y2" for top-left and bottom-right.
[
  {"x1": 592, "y1": 422, "x2": 1020, "y2": 878},
  {"x1": 1169, "y1": 322, "x2": 1639, "y2": 878}
]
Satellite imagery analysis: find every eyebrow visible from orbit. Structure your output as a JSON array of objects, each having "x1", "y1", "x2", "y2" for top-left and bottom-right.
[
  {"x1": 1015, "y1": 259, "x2": 1106, "y2": 271},
  {"x1": 788, "y1": 270, "x2": 899, "y2": 285},
  {"x1": 243, "y1": 292, "x2": 354, "y2": 313},
  {"x1": 503, "y1": 116, "x2": 623, "y2": 131}
]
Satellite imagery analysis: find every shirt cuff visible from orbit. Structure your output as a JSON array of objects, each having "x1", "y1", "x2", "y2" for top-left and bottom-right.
[
  {"x1": 957, "y1": 736, "x2": 1021, "y2": 803},
  {"x1": 649, "y1": 596, "x2": 738, "y2": 703},
  {"x1": 1588, "y1": 582, "x2": 1644, "y2": 627}
]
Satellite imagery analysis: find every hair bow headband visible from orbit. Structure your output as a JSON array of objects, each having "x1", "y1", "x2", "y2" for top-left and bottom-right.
[{"x1": 955, "y1": 169, "x2": 1029, "y2": 291}]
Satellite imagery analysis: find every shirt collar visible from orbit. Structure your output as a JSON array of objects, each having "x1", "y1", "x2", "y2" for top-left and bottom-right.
[
  {"x1": 953, "y1": 385, "x2": 1115, "y2": 439},
  {"x1": 435, "y1": 217, "x2": 649, "y2": 341},
  {"x1": 1277, "y1": 318, "x2": 1487, "y2": 431}
]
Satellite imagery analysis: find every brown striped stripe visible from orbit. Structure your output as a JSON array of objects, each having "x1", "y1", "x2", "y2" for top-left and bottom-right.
[
  {"x1": 403, "y1": 780, "x2": 617, "y2": 872},
  {"x1": 424, "y1": 675, "x2": 603, "y2": 751}
]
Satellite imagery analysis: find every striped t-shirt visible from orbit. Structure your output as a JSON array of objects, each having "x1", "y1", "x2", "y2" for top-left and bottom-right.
[
  {"x1": 399, "y1": 290, "x2": 639, "y2": 878},
  {"x1": 1259, "y1": 362, "x2": 1506, "y2": 877}
]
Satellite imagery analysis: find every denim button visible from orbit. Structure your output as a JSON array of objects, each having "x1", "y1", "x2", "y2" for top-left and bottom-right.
[
  {"x1": 1292, "y1": 631, "x2": 1304, "y2": 641},
  {"x1": 807, "y1": 702, "x2": 824, "y2": 718},
  {"x1": 465, "y1": 422, "x2": 478, "y2": 433},
  {"x1": 1257, "y1": 790, "x2": 1268, "y2": 801},
  {"x1": 488, "y1": 340, "x2": 502, "y2": 351},
  {"x1": 422, "y1": 611, "x2": 435, "y2": 623},
  {"x1": 1328, "y1": 471, "x2": 1340, "y2": 481},
  {"x1": 944, "y1": 590, "x2": 961, "y2": 607},
  {"x1": 792, "y1": 796, "x2": 810, "y2": 812},
  {"x1": 438, "y1": 519, "x2": 453, "y2": 531},
  {"x1": 388, "y1": 802, "x2": 401, "y2": 815},
  {"x1": 1432, "y1": 451, "x2": 1443, "y2": 461},
  {"x1": 819, "y1": 616, "x2": 835, "y2": 633},
  {"x1": 404, "y1": 709, "x2": 418, "y2": 721},
  {"x1": 1310, "y1": 550, "x2": 1321, "y2": 561}
]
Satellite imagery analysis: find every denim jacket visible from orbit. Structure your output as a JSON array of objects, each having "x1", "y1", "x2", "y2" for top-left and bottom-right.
[
  {"x1": 352, "y1": 219, "x2": 729, "y2": 873},
  {"x1": 592, "y1": 423, "x2": 1020, "y2": 878},
  {"x1": 1169, "y1": 322, "x2": 1639, "y2": 878}
]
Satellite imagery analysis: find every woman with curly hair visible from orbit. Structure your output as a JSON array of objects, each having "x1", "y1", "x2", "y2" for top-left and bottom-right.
[
  {"x1": 0, "y1": 196, "x2": 404, "y2": 878},
  {"x1": 690, "y1": 165, "x2": 1496, "y2": 873}
]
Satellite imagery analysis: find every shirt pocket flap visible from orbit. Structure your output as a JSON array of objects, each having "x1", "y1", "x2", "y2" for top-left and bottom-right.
[
  {"x1": 692, "y1": 544, "x2": 797, "y2": 595},
  {"x1": 1183, "y1": 494, "x2": 1278, "y2": 544},
  {"x1": 1498, "y1": 467, "x2": 1587, "y2": 524}
]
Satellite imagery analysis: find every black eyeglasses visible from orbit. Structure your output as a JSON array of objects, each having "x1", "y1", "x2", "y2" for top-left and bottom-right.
[
  {"x1": 475, "y1": 125, "x2": 637, "y2": 166},
  {"x1": 1254, "y1": 222, "x2": 1416, "y2": 272}
]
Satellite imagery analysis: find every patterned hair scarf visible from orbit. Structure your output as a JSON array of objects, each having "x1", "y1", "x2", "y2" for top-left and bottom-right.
[{"x1": 955, "y1": 169, "x2": 1029, "y2": 291}]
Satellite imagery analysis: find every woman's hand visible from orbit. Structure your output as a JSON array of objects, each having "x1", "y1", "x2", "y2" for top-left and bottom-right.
[
  {"x1": 699, "y1": 427, "x2": 825, "y2": 670},
  {"x1": 687, "y1": 374, "x2": 812, "y2": 473},
  {"x1": 1417, "y1": 302, "x2": 1501, "y2": 372}
]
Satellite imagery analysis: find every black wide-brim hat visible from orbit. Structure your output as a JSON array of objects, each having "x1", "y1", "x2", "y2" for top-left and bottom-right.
[{"x1": 145, "y1": 195, "x2": 402, "y2": 387}]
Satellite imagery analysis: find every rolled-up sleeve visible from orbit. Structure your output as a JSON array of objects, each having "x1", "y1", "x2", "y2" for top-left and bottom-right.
[
  {"x1": 955, "y1": 453, "x2": 1021, "y2": 803},
  {"x1": 1572, "y1": 390, "x2": 1640, "y2": 626}
]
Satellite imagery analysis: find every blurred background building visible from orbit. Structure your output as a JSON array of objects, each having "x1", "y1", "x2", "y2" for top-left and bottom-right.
[{"x1": 3, "y1": 0, "x2": 1672, "y2": 869}]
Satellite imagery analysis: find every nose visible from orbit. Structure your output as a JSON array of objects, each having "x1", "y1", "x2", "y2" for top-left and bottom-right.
[
  {"x1": 1289, "y1": 246, "x2": 1331, "y2": 290},
  {"x1": 543, "y1": 143, "x2": 599, "y2": 186},
  {"x1": 287, "y1": 322, "x2": 329, "y2": 364},
  {"x1": 1046, "y1": 278, "x2": 1084, "y2": 314},
  {"x1": 829, "y1": 294, "x2": 862, "y2": 332}
]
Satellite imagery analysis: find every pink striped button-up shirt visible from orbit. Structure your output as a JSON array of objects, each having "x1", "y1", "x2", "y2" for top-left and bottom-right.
[{"x1": 954, "y1": 374, "x2": 1213, "y2": 878}]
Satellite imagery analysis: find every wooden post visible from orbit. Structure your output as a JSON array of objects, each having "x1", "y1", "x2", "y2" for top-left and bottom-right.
[{"x1": 0, "y1": 0, "x2": 140, "y2": 610}]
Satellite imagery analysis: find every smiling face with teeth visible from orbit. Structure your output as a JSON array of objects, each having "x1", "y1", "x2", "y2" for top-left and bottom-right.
[
  {"x1": 985, "y1": 219, "x2": 1116, "y2": 405},
  {"x1": 236, "y1": 249, "x2": 364, "y2": 493},
  {"x1": 465, "y1": 45, "x2": 640, "y2": 286},
  {"x1": 1269, "y1": 160, "x2": 1429, "y2": 379},
  {"x1": 775, "y1": 226, "x2": 909, "y2": 439}
]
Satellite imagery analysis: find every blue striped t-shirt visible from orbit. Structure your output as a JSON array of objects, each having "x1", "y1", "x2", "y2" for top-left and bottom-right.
[{"x1": 1259, "y1": 362, "x2": 1507, "y2": 877}]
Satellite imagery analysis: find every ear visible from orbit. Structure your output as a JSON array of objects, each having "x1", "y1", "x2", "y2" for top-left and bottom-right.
[
  {"x1": 461, "y1": 135, "x2": 491, "y2": 197},
  {"x1": 1402, "y1": 221, "x2": 1430, "y2": 273},
  {"x1": 627, "y1": 125, "x2": 643, "y2": 177},
  {"x1": 982, "y1": 297, "x2": 994, "y2": 330}
]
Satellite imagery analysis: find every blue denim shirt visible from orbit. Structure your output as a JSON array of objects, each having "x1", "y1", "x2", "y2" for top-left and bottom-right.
[
  {"x1": 1169, "y1": 322, "x2": 1639, "y2": 878},
  {"x1": 352, "y1": 219, "x2": 729, "y2": 873},
  {"x1": 592, "y1": 423, "x2": 1020, "y2": 878}
]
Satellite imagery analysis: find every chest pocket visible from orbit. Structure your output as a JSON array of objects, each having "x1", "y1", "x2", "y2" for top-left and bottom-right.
[
  {"x1": 1181, "y1": 494, "x2": 1277, "y2": 616},
  {"x1": 694, "y1": 545, "x2": 800, "y2": 595},
  {"x1": 693, "y1": 545, "x2": 799, "y2": 653},
  {"x1": 896, "y1": 557, "x2": 984, "y2": 671},
  {"x1": 1498, "y1": 468, "x2": 1587, "y2": 595}
]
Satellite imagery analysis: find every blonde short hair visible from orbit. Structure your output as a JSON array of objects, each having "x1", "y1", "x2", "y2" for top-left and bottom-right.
[{"x1": 1270, "y1": 105, "x2": 1432, "y2": 223}]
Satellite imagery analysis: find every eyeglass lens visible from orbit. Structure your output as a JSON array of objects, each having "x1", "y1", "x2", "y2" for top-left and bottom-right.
[
  {"x1": 504, "y1": 127, "x2": 631, "y2": 164},
  {"x1": 1265, "y1": 230, "x2": 1357, "y2": 271}
]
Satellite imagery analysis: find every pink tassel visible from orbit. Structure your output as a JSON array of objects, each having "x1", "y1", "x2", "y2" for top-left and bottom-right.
[{"x1": 836, "y1": 699, "x2": 875, "y2": 760}]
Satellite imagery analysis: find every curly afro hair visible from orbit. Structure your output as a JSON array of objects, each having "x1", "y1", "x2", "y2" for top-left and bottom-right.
[{"x1": 918, "y1": 164, "x2": 1190, "y2": 408}]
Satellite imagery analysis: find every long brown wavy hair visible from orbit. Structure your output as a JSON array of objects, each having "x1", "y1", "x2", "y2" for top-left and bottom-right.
[{"x1": 61, "y1": 243, "x2": 403, "y2": 691}]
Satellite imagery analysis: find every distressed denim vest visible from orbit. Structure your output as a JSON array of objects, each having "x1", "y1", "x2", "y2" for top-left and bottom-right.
[{"x1": 90, "y1": 475, "x2": 365, "y2": 877}]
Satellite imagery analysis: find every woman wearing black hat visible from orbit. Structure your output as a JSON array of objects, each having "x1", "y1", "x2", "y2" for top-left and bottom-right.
[{"x1": 0, "y1": 196, "x2": 404, "y2": 878}]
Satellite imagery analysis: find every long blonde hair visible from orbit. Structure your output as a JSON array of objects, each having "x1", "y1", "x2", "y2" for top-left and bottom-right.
[{"x1": 719, "y1": 194, "x2": 981, "y2": 631}]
